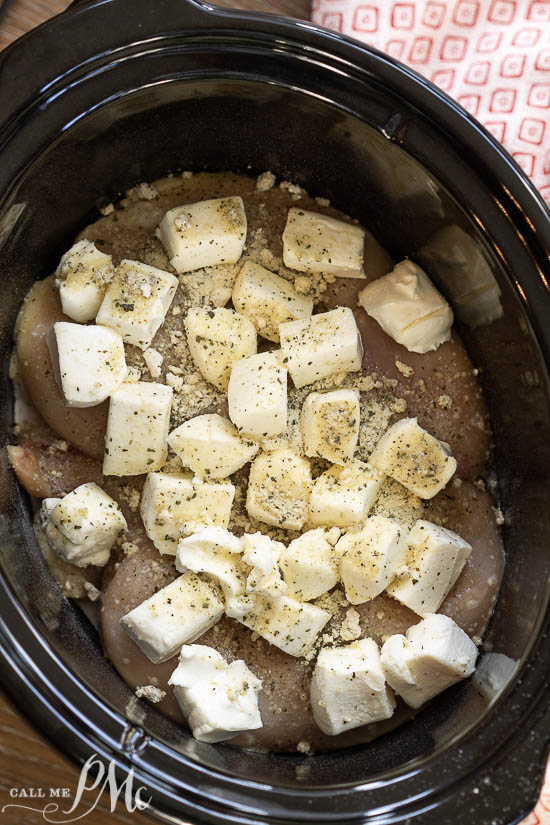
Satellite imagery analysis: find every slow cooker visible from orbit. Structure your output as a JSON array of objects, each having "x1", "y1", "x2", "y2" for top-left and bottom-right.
[{"x1": 1, "y1": 0, "x2": 550, "y2": 822}]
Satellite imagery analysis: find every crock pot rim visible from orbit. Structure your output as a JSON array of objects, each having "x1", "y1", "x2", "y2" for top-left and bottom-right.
[
  {"x1": 2, "y1": 0, "x2": 550, "y2": 221},
  {"x1": 1, "y1": 1, "x2": 550, "y2": 823}
]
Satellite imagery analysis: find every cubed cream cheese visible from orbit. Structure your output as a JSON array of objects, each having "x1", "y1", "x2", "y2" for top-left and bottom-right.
[
  {"x1": 231, "y1": 593, "x2": 331, "y2": 657},
  {"x1": 184, "y1": 306, "x2": 257, "y2": 391},
  {"x1": 39, "y1": 482, "x2": 126, "y2": 567},
  {"x1": 47, "y1": 322, "x2": 127, "y2": 408},
  {"x1": 103, "y1": 381, "x2": 173, "y2": 476},
  {"x1": 120, "y1": 571, "x2": 224, "y2": 663},
  {"x1": 279, "y1": 307, "x2": 363, "y2": 388},
  {"x1": 140, "y1": 472, "x2": 235, "y2": 554},
  {"x1": 301, "y1": 388, "x2": 360, "y2": 464},
  {"x1": 337, "y1": 516, "x2": 407, "y2": 604},
  {"x1": 380, "y1": 614, "x2": 478, "y2": 708},
  {"x1": 386, "y1": 519, "x2": 472, "y2": 617},
  {"x1": 282, "y1": 208, "x2": 365, "y2": 278},
  {"x1": 310, "y1": 638, "x2": 395, "y2": 735},
  {"x1": 371, "y1": 417, "x2": 457, "y2": 499},
  {"x1": 247, "y1": 449, "x2": 312, "y2": 531},
  {"x1": 227, "y1": 351, "x2": 287, "y2": 439},
  {"x1": 168, "y1": 644, "x2": 262, "y2": 743},
  {"x1": 55, "y1": 239, "x2": 115, "y2": 322},
  {"x1": 168, "y1": 414, "x2": 258, "y2": 479},
  {"x1": 157, "y1": 196, "x2": 247, "y2": 273},
  {"x1": 241, "y1": 532, "x2": 287, "y2": 599},
  {"x1": 280, "y1": 528, "x2": 338, "y2": 601},
  {"x1": 232, "y1": 260, "x2": 313, "y2": 342},
  {"x1": 358, "y1": 260, "x2": 453, "y2": 354},
  {"x1": 176, "y1": 526, "x2": 246, "y2": 600},
  {"x1": 96, "y1": 259, "x2": 178, "y2": 350},
  {"x1": 309, "y1": 461, "x2": 382, "y2": 528}
]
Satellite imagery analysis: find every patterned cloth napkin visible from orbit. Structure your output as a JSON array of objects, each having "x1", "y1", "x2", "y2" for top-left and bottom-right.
[
  {"x1": 310, "y1": 2, "x2": 550, "y2": 822},
  {"x1": 312, "y1": 0, "x2": 550, "y2": 205}
]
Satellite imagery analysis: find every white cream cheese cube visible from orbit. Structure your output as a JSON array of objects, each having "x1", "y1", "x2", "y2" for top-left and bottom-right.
[
  {"x1": 55, "y1": 239, "x2": 115, "y2": 322},
  {"x1": 241, "y1": 532, "x2": 287, "y2": 599},
  {"x1": 235, "y1": 594, "x2": 331, "y2": 657},
  {"x1": 185, "y1": 306, "x2": 257, "y2": 391},
  {"x1": 309, "y1": 461, "x2": 382, "y2": 528},
  {"x1": 176, "y1": 527, "x2": 246, "y2": 600},
  {"x1": 39, "y1": 482, "x2": 127, "y2": 567},
  {"x1": 232, "y1": 260, "x2": 313, "y2": 342},
  {"x1": 228, "y1": 352, "x2": 287, "y2": 439},
  {"x1": 103, "y1": 381, "x2": 173, "y2": 476},
  {"x1": 280, "y1": 528, "x2": 338, "y2": 601},
  {"x1": 380, "y1": 614, "x2": 478, "y2": 708},
  {"x1": 301, "y1": 388, "x2": 359, "y2": 464},
  {"x1": 158, "y1": 196, "x2": 247, "y2": 273},
  {"x1": 168, "y1": 414, "x2": 258, "y2": 479},
  {"x1": 168, "y1": 645, "x2": 262, "y2": 743},
  {"x1": 372, "y1": 417, "x2": 457, "y2": 499},
  {"x1": 379, "y1": 635, "x2": 417, "y2": 704},
  {"x1": 120, "y1": 571, "x2": 224, "y2": 663},
  {"x1": 96, "y1": 259, "x2": 178, "y2": 350},
  {"x1": 310, "y1": 639, "x2": 395, "y2": 735},
  {"x1": 282, "y1": 208, "x2": 365, "y2": 279},
  {"x1": 279, "y1": 307, "x2": 363, "y2": 388},
  {"x1": 358, "y1": 260, "x2": 453, "y2": 354},
  {"x1": 140, "y1": 472, "x2": 235, "y2": 554},
  {"x1": 48, "y1": 322, "x2": 127, "y2": 408},
  {"x1": 386, "y1": 519, "x2": 472, "y2": 617},
  {"x1": 247, "y1": 449, "x2": 312, "y2": 531},
  {"x1": 337, "y1": 516, "x2": 407, "y2": 604}
]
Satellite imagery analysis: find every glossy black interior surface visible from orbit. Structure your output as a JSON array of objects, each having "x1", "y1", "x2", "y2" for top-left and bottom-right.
[{"x1": 1, "y1": 1, "x2": 550, "y2": 822}]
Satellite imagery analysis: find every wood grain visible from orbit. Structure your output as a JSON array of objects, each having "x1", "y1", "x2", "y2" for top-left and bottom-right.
[
  {"x1": 0, "y1": 691, "x2": 151, "y2": 824},
  {"x1": 0, "y1": 0, "x2": 69, "y2": 51},
  {"x1": 0, "y1": 0, "x2": 310, "y2": 51},
  {"x1": 0, "y1": 3, "x2": 310, "y2": 822}
]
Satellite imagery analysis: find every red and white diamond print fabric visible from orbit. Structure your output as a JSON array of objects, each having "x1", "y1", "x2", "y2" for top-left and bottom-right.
[
  {"x1": 521, "y1": 758, "x2": 550, "y2": 824},
  {"x1": 312, "y1": 0, "x2": 550, "y2": 205}
]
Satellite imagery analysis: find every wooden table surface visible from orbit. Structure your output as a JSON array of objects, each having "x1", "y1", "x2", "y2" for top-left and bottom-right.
[{"x1": 0, "y1": 3, "x2": 309, "y2": 822}]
